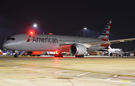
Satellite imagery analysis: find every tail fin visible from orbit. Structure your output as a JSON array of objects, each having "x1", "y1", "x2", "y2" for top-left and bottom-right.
[
  {"x1": 98, "y1": 19, "x2": 112, "y2": 41},
  {"x1": 108, "y1": 45, "x2": 112, "y2": 49}
]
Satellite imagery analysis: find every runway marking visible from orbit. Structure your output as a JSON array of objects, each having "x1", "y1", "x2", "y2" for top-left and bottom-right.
[
  {"x1": 0, "y1": 77, "x2": 36, "y2": 86},
  {"x1": 54, "y1": 70, "x2": 70, "y2": 75},
  {"x1": 9, "y1": 66, "x2": 71, "y2": 75},
  {"x1": 113, "y1": 75, "x2": 117, "y2": 77},
  {"x1": 2, "y1": 61, "x2": 135, "y2": 85},
  {"x1": 84, "y1": 76, "x2": 135, "y2": 85},
  {"x1": 7, "y1": 65, "x2": 135, "y2": 85},
  {"x1": 2, "y1": 60, "x2": 135, "y2": 78},
  {"x1": 106, "y1": 75, "x2": 117, "y2": 81},
  {"x1": 67, "y1": 79, "x2": 76, "y2": 86},
  {"x1": 54, "y1": 70, "x2": 70, "y2": 73},
  {"x1": 5, "y1": 62, "x2": 135, "y2": 83},
  {"x1": 119, "y1": 80, "x2": 130, "y2": 83},
  {"x1": 106, "y1": 78, "x2": 112, "y2": 81},
  {"x1": 76, "y1": 72, "x2": 90, "y2": 77}
]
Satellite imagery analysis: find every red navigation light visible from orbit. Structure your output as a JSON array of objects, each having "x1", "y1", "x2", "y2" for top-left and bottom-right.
[
  {"x1": 30, "y1": 31, "x2": 34, "y2": 35},
  {"x1": 55, "y1": 51, "x2": 58, "y2": 54}
]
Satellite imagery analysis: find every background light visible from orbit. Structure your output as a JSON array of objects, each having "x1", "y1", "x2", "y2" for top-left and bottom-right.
[
  {"x1": 84, "y1": 28, "x2": 87, "y2": 30},
  {"x1": 83, "y1": 26, "x2": 87, "y2": 37},
  {"x1": 33, "y1": 23, "x2": 37, "y2": 28},
  {"x1": 84, "y1": 26, "x2": 87, "y2": 30}
]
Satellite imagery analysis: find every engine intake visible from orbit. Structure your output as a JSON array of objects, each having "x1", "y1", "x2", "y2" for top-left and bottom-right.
[{"x1": 69, "y1": 44, "x2": 86, "y2": 55}]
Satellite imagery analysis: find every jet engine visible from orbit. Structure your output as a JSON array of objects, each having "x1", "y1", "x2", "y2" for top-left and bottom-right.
[{"x1": 69, "y1": 44, "x2": 87, "y2": 55}]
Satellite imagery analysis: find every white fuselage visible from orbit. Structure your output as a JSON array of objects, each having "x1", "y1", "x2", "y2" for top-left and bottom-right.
[
  {"x1": 3, "y1": 34, "x2": 104, "y2": 52},
  {"x1": 108, "y1": 48, "x2": 124, "y2": 55}
]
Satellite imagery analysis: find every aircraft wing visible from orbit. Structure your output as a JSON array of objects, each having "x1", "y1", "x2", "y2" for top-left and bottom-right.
[
  {"x1": 58, "y1": 38, "x2": 135, "y2": 51},
  {"x1": 89, "y1": 38, "x2": 135, "y2": 45}
]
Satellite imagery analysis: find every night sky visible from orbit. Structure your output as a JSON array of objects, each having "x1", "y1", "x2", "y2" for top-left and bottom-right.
[{"x1": 0, "y1": 0, "x2": 135, "y2": 51}]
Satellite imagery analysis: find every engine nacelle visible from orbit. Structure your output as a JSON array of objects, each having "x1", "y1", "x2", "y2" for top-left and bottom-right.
[{"x1": 69, "y1": 44, "x2": 87, "y2": 55}]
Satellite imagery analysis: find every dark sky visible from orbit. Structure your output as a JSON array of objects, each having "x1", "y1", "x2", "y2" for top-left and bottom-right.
[{"x1": 0, "y1": 0, "x2": 135, "y2": 51}]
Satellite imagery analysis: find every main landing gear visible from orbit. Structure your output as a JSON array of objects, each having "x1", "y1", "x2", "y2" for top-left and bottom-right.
[
  {"x1": 54, "y1": 51, "x2": 63, "y2": 57},
  {"x1": 14, "y1": 54, "x2": 19, "y2": 58},
  {"x1": 75, "y1": 55, "x2": 84, "y2": 58},
  {"x1": 55, "y1": 53, "x2": 63, "y2": 57}
]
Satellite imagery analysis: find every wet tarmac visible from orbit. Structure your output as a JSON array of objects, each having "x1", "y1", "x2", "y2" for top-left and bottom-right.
[{"x1": 0, "y1": 56, "x2": 135, "y2": 86}]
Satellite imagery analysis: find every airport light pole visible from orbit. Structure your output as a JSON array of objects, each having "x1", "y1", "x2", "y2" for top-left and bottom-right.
[
  {"x1": 83, "y1": 26, "x2": 87, "y2": 37},
  {"x1": 33, "y1": 23, "x2": 37, "y2": 28},
  {"x1": 29, "y1": 23, "x2": 38, "y2": 34}
]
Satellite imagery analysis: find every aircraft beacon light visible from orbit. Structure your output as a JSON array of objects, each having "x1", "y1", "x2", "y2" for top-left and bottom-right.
[{"x1": 30, "y1": 31, "x2": 34, "y2": 35}]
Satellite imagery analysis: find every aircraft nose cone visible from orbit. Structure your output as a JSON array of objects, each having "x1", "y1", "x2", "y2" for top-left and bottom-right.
[
  {"x1": 3, "y1": 42, "x2": 8, "y2": 49},
  {"x1": 3, "y1": 41, "x2": 20, "y2": 50},
  {"x1": 3, "y1": 41, "x2": 14, "y2": 49}
]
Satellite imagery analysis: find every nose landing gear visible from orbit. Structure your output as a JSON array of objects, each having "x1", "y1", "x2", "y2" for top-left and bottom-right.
[
  {"x1": 14, "y1": 54, "x2": 19, "y2": 58},
  {"x1": 13, "y1": 50, "x2": 19, "y2": 58}
]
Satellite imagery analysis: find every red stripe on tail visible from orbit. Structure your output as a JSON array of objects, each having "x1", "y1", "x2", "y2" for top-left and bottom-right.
[
  {"x1": 102, "y1": 38, "x2": 108, "y2": 41},
  {"x1": 105, "y1": 33, "x2": 109, "y2": 36},
  {"x1": 107, "y1": 29, "x2": 110, "y2": 31},
  {"x1": 100, "y1": 44, "x2": 109, "y2": 47}
]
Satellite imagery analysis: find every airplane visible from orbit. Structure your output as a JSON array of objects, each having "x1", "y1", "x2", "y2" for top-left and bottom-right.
[
  {"x1": 104, "y1": 45, "x2": 124, "y2": 57},
  {"x1": 3, "y1": 19, "x2": 135, "y2": 58}
]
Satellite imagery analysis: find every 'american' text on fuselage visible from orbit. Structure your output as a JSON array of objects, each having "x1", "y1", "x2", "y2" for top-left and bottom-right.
[{"x1": 32, "y1": 37, "x2": 58, "y2": 43}]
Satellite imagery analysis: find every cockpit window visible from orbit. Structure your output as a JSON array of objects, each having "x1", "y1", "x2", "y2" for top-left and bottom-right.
[
  {"x1": 6, "y1": 38, "x2": 15, "y2": 40},
  {"x1": 7, "y1": 38, "x2": 11, "y2": 40}
]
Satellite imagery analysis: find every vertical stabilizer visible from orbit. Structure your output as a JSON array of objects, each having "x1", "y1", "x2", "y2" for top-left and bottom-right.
[
  {"x1": 98, "y1": 19, "x2": 112, "y2": 41},
  {"x1": 108, "y1": 45, "x2": 112, "y2": 49}
]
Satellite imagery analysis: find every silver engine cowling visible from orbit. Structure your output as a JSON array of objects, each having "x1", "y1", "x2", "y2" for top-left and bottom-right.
[{"x1": 69, "y1": 44, "x2": 87, "y2": 55}]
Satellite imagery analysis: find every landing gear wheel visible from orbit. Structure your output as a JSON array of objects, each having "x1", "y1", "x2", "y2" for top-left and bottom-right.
[
  {"x1": 110, "y1": 53, "x2": 112, "y2": 56},
  {"x1": 13, "y1": 50, "x2": 19, "y2": 58},
  {"x1": 14, "y1": 54, "x2": 19, "y2": 58},
  {"x1": 55, "y1": 54, "x2": 63, "y2": 57},
  {"x1": 75, "y1": 55, "x2": 84, "y2": 58}
]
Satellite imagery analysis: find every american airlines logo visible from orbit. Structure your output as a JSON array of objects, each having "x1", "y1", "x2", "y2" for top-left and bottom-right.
[{"x1": 27, "y1": 36, "x2": 58, "y2": 43}]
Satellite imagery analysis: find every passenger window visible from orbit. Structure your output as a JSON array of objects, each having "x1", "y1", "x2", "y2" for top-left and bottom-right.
[{"x1": 11, "y1": 38, "x2": 15, "y2": 40}]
